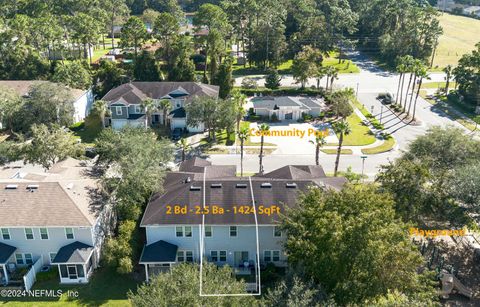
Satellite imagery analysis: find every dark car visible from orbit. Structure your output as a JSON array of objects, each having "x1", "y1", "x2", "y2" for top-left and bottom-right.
[
  {"x1": 171, "y1": 128, "x2": 183, "y2": 141},
  {"x1": 377, "y1": 92, "x2": 394, "y2": 105}
]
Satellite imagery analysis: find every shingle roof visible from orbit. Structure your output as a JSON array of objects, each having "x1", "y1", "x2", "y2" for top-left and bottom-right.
[
  {"x1": 102, "y1": 82, "x2": 219, "y2": 106},
  {"x1": 52, "y1": 241, "x2": 93, "y2": 264},
  {"x1": 0, "y1": 80, "x2": 87, "y2": 101},
  {"x1": 0, "y1": 242, "x2": 16, "y2": 264},
  {"x1": 179, "y1": 157, "x2": 212, "y2": 172},
  {"x1": 0, "y1": 182, "x2": 93, "y2": 226},
  {"x1": 259, "y1": 165, "x2": 327, "y2": 180},
  {"x1": 140, "y1": 240, "x2": 178, "y2": 263},
  {"x1": 252, "y1": 97, "x2": 299, "y2": 108}
]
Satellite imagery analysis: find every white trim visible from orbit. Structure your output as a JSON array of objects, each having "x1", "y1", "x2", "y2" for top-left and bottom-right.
[
  {"x1": 39, "y1": 228, "x2": 49, "y2": 240},
  {"x1": 65, "y1": 227, "x2": 75, "y2": 240},
  {"x1": 116, "y1": 107, "x2": 123, "y2": 116},
  {"x1": 273, "y1": 226, "x2": 282, "y2": 237},
  {"x1": 229, "y1": 226, "x2": 237, "y2": 237},
  {"x1": 49, "y1": 252, "x2": 57, "y2": 264},
  {"x1": 134, "y1": 105, "x2": 142, "y2": 113},
  {"x1": 175, "y1": 226, "x2": 183, "y2": 237},
  {"x1": 24, "y1": 228, "x2": 34, "y2": 240},
  {"x1": 204, "y1": 225, "x2": 212, "y2": 237},
  {"x1": 1, "y1": 228, "x2": 11, "y2": 240}
]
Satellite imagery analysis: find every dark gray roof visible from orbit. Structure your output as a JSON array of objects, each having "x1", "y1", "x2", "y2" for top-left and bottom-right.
[
  {"x1": 299, "y1": 98, "x2": 323, "y2": 108},
  {"x1": 0, "y1": 242, "x2": 16, "y2": 264},
  {"x1": 252, "y1": 97, "x2": 299, "y2": 109},
  {"x1": 52, "y1": 242, "x2": 93, "y2": 264},
  {"x1": 169, "y1": 107, "x2": 186, "y2": 118},
  {"x1": 141, "y1": 158, "x2": 346, "y2": 226},
  {"x1": 140, "y1": 240, "x2": 178, "y2": 263},
  {"x1": 103, "y1": 82, "x2": 219, "y2": 106}
]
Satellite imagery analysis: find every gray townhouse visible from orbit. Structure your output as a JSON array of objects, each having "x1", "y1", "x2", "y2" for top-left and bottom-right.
[
  {"x1": 102, "y1": 82, "x2": 219, "y2": 131},
  {"x1": 0, "y1": 158, "x2": 113, "y2": 285},
  {"x1": 139, "y1": 157, "x2": 346, "y2": 282}
]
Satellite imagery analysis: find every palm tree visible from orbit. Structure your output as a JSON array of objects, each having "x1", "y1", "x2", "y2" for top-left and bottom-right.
[
  {"x1": 232, "y1": 90, "x2": 247, "y2": 132},
  {"x1": 315, "y1": 66, "x2": 326, "y2": 89},
  {"x1": 258, "y1": 123, "x2": 270, "y2": 174},
  {"x1": 141, "y1": 98, "x2": 156, "y2": 127},
  {"x1": 443, "y1": 64, "x2": 452, "y2": 94},
  {"x1": 412, "y1": 65, "x2": 429, "y2": 121},
  {"x1": 92, "y1": 100, "x2": 108, "y2": 128},
  {"x1": 177, "y1": 138, "x2": 191, "y2": 162},
  {"x1": 329, "y1": 68, "x2": 339, "y2": 92},
  {"x1": 332, "y1": 120, "x2": 351, "y2": 177},
  {"x1": 237, "y1": 127, "x2": 249, "y2": 177},
  {"x1": 402, "y1": 56, "x2": 415, "y2": 112},
  {"x1": 395, "y1": 59, "x2": 406, "y2": 107},
  {"x1": 407, "y1": 60, "x2": 423, "y2": 117},
  {"x1": 309, "y1": 133, "x2": 326, "y2": 165},
  {"x1": 159, "y1": 99, "x2": 171, "y2": 128}
]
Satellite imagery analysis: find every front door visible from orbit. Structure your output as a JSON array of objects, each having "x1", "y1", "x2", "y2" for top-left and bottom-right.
[
  {"x1": 285, "y1": 112, "x2": 293, "y2": 120},
  {"x1": 67, "y1": 265, "x2": 77, "y2": 279},
  {"x1": 234, "y1": 251, "x2": 249, "y2": 266}
]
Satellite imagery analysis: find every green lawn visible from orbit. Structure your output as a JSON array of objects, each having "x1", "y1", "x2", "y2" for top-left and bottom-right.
[
  {"x1": 361, "y1": 137, "x2": 396, "y2": 154},
  {"x1": 331, "y1": 113, "x2": 376, "y2": 146},
  {"x1": 232, "y1": 52, "x2": 359, "y2": 76},
  {"x1": 2, "y1": 267, "x2": 139, "y2": 306},
  {"x1": 431, "y1": 13, "x2": 480, "y2": 70},
  {"x1": 200, "y1": 130, "x2": 236, "y2": 146},
  {"x1": 70, "y1": 121, "x2": 102, "y2": 145},
  {"x1": 321, "y1": 148, "x2": 353, "y2": 155},
  {"x1": 421, "y1": 81, "x2": 456, "y2": 89}
]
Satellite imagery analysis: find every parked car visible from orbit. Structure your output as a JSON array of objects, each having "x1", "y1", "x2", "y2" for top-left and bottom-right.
[
  {"x1": 171, "y1": 128, "x2": 183, "y2": 141},
  {"x1": 377, "y1": 92, "x2": 394, "y2": 105}
]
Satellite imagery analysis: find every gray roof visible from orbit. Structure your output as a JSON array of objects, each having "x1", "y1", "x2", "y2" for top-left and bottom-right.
[
  {"x1": 0, "y1": 80, "x2": 87, "y2": 101},
  {"x1": 299, "y1": 98, "x2": 323, "y2": 108},
  {"x1": 140, "y1": 240, "x2": 178, "y2": 263},
  {"x1": 141, "y1": 158, "x2": 346, "y2": 226},
  {"x1": 252, "y1": 97, "x2": 299, "y2": 109},
  {"x1": 103, "y1": 82, "x2": 219, "y2": 106},
  {"x1": 0, "y1": 242, "x2": 16, "y2": 264},
  {"x1": 179, "y1": 157, "x2": 212, "y2": 172},
  {"x1": 52, "y1": 241, "x2": 93, "y2": 264}
]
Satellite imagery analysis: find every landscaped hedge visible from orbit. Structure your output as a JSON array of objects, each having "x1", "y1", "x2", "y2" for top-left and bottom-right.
[{"x1": 239, "y1": 87, "x2": 325, "y2": 97}]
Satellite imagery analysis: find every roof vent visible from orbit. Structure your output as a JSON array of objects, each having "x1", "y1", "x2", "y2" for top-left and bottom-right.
[
  {"x1": 185, "y1": 177, "x2": 192, "y2": 183},
  {"x1": 286, "y1": 183, "x2": 297, "y2": 188},
  {"x1": 190, "y1": 186, "x2": 201, "y2": 191},
  {"x1": 26, "y1": 184, "x2": 39, "y2": 190},
  {"x1": 210, "y1": 183, "x2": 222, "y2": 188},
  {"x1": 66, "y1": 183, "x2": 74, "y2": 190},
  {"x1": 261, "y1": 182, "x2": 272, "y2": 188},
  {"x1": 236, "y1": 183, "x2": 247, "y2": 188},
  {"x1": 5, "y1": 184, "x2": 18, "y2": 190}
]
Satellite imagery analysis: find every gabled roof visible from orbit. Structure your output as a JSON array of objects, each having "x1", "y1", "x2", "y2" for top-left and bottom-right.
[
  {"x1": 0, "y1": 80, "x2": 87, "y2": 101},
  {"x1": 103, "y1": 82, "x2": 219, "y2": 106},
  {"x1": 0, "y1": 242, "x2": 16, "y2": 264},
  {"x1": 140, "y1": 240, "x2": 178, "y2": 263},
  {"x1": 52, "y1": 241, "x2": 93, "y2": 264},
  {"x1": 259, "y1": 165, "x2": 327, "y2": 180},
  {"x1": 179, "y1": 157, "x2": 212, "y2": 172}
]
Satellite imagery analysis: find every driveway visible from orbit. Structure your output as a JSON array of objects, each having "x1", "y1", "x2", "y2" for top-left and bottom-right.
[{"x1": 248, "y1": 122, "x2": 338, "y2": 155}]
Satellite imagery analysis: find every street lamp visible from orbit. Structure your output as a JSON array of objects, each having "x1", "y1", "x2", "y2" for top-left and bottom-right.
[
  {"x1": 356, "y1": 82, "x2": 359, "y2": 100},
  {"x1": 360, "y1": 155, "x2": 367, "y2": 182},
  {"x1": 379, "y1": 105, "x2": 384, "y2": 124}
]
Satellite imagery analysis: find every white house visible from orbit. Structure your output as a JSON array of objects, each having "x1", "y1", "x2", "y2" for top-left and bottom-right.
[
  {"x1": 0, "y1": 80, "x2": 94, "y2": 126},
  {"x1": 251, "y1": 96, "x2": 325, "y2": 121},
  {"x1": 139, "y1": 158, "x2": 347, "y2": 282},
  {"x1": 102, "y1": 82, "x2": 219, "y2": 132},
  {"x1": 0, "y1": 158, "x2": 113, "y2": 285}
]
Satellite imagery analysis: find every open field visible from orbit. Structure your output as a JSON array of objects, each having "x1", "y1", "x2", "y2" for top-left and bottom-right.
[{"x1": 432, "y1": 13, "x2": 480, "y2": 69}]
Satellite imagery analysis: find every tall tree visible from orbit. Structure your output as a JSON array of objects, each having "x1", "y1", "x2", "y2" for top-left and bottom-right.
[
  {"x1": 153, "y1": 12, "x2": 180, "y2": 64},
  {"x1": 52, "y1": 60, "x2": 92, "y2": 89},
  {"x1": 333, "y1": 119, "x2": 351, "y2": 177},
  {"x1": 120, "y1": 16, "x2": 148, "y2": 58},
  {"x1": 177, "y1": 138, "x2": 191, "y2": 162},
  {"x1": 185, "y1": 97, "x2": 221, "y2": 141},
  {"x1": 453, "y1": 43, "x2": 480, "y2": 108},
  {"x1": 412, "y1": 64, "x2": 430, "y2": 120},
  {"x1": 291, "y1": 45, "x2": 322, "y2": 89},
  {"x1": 265, "y1": 69, "x2": 282, "y2": 90},
  {"x1": 309, "y1": 133, "x2": 326, "y2": 166},
  {"x1": 213, "y1": 58, "x2": 234, "y2": 99},
  {"x1": 281, "y1": 184, "x2": 438, "y2": 306},
  {"x1": 443, "y1": 64, "x2": 453, "y2": 95},
  {"x1": 133, "y1": 51, "x2": 160, "y2": 81},
  {"x1": 258, "y1": 123, "x2": 270, "y2": 174},
  {"x1": 237, "y1": 126, "x2": 249, "y2": 177},
  {"x1": 102, "y1": 0, "x2": 130, "y2": 49},
  {"x1": 0, "y1": 85, "x2": 22, "y2": 132}
]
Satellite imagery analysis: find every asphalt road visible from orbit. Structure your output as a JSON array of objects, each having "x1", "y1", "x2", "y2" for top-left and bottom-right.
[{"x1": 209, "y1": 52, "x2": 465, "y2": 178}]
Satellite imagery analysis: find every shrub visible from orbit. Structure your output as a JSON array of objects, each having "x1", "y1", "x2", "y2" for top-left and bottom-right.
[
  {"x1": 239, "y1": 87, "x2": 324, "y2": 97},
  {"x1": 241, "y1": 77, "x2": 258, "y2": 89},
  {"x1": 265, "y1": 69, "x2": 282, "y2": 90},
  {"x1": 270, "y1": 113, "x2": 278, "y2": 122}
]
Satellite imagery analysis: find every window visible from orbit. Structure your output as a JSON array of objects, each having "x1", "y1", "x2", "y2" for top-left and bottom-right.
[
  {"x1": 205, "y1": 226, "x2": 212, "y2": 237},
  {"x1": 1, "y1": 228, "x2": 10, "y2": 240},
  {"x1": 273, "y1": 226, "x2": 282, "y2": 237},
  {"x1": 177, "y1": 251, "x2": 185, "y2": 262},
  {"x1": 184, "y1": 226, "x2": 192, "y2": 237},
  {"x1": 211, "y1": 251, "x2": 218, "y2": 262},
  {"x1": 65, "y1": 228, "x2": 74, "y2": 239},
  {"x1": 175, "y1": 226, "x2": 183, "y2": 237},
  {"x1": 264, "y1": 250, "x2": 280, "y2": 262},
  {"x1": 116, "y1": 107, "x2": 123, "y2": 115},
  {"x1": 272, "y1": 251, "x2": 280, "y2": 262},
  {"x1": 15, "y1": 253, "x2": 24, "y2": 265},
  {"x1": 185, "y1": 251, "x2": 193, "y2": 262},
  {"x1": 177, "y1": 251, "x2": 193, "y2": 262},
  {"x1": 264, "y1": 250, "x2": 271, "y2": 262},
  {"x1": 49, "y1": 253, "x2": 57, "y2": 263},
  {"x1": 219, "y1": 251, "x2": 227, "y2": 262},
  {"x1": 229, "y1": 226, "x2": 237, "y2": 237},
  {"x1": 24, "y1": 253, "x2": 33, "y2": 265},
  {"x1": 25, "y1": 228, "x2": 34, "y2": 240},
  {"x1": 40, "y1": 228, "x2": 49, "y2": 240},
  {"x1": 135, "y1": 105, "x2": 141, "y2": 113}
]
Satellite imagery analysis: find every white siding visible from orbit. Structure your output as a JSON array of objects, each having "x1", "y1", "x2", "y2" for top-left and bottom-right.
[
  {"x1": 145, "y1": 225, "x2": 286, "y2": 266},
  {"x1": 73, "y1": 89, "x2": 94, "y2": 123},
  {"x1": 0, "y1": 227, "x2": 94, "y2": 266}
]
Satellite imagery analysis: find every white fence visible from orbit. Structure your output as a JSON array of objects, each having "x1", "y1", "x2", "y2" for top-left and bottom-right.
[{"x1": 23, "y1": 256, "x2": 43, "y2": 291}]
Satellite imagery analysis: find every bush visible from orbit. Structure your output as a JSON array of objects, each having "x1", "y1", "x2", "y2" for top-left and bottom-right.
[
  {"x1": 36, "y1": 268, "x2": 59, "y2": 282},
  {"x1": 261, "y1": 262, "x2": 282, "y2": 285},
  {"x1": 265, "y1": 69, "x2": 282, "y2": 90},
  {"x1": 241, "y1": 77, "x2": 258, "y2": 89},
  {"x1": 270, "y1": 113, "x2": 278, "y2": 122}
]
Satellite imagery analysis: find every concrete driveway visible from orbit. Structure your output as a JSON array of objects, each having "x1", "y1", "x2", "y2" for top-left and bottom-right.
[{"x1": 248, "y1": 121, "x2": 338, "y2": 155}]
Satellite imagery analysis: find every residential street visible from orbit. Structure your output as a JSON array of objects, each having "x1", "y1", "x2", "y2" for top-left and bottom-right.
[{"x1": 212, "y1": 52, "x2": 472, "y2": 179}]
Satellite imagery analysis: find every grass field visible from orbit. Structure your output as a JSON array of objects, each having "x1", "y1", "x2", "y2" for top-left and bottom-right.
[
  {"x1": 361, "y1": 137, "x2": 396, "y2": 155},
  {"x1": 328, "y1": 113, "x2": 376, "y2": 146},
  {"x1": 321, "y1": 148, "x2": 353, "y2": 154},
  {"x1": 432, "y1": 13, "x2": 480, "y2": 69}
]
